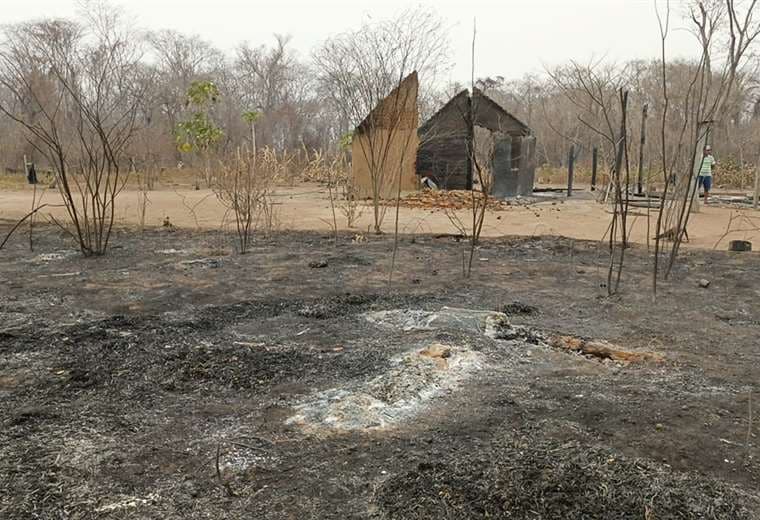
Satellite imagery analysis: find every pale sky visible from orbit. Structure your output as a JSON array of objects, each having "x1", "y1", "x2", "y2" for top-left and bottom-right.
[{"x1": 6, "y1": 0, "x2": 701, "y2": 82}]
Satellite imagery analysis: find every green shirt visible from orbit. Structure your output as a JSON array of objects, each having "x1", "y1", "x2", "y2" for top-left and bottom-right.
[{"x1": 699, "y1": 154, "x2": 715, "y2": 177}]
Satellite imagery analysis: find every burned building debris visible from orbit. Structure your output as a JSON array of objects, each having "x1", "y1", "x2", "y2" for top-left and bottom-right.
[
  {"x1": 416, "y1": 89, "x2": 536, "y2": 197},
  {"x1": 351, "y1": 77, "x2": 536, "y2": 199},
  {"x1": 351, "y1": 72, "x2": 420, "y2": 199}
]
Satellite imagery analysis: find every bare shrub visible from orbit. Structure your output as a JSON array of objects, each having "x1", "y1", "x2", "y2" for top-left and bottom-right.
[
  {"x1": 136, "y1": 170, "x2": 152, "y2": 232},
  {"x1": 301, "y1": 148, "x2": 336, "y2": 183},
  {"x1": 302, "y1": 149, "x2": 362, "y2": 229},
  {"x1": 464, "y1": 129, "x2": 494, "y2": 278},
  {"x1": 340, "y1": 175, "x2": 364, "y2": 229},
  {"x1": 213, "y1": 146, "x2": 284, "y2": 253}
]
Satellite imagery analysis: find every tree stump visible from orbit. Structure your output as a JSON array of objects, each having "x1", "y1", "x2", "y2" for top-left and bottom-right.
[{"x1": 728, "y1": 240, "x2": 752, "y2": 252}]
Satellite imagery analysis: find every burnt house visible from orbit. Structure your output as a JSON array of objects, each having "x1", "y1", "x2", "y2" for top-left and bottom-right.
[{"x1": 416, "y1": 89, "x2": 536, "y2": 197}]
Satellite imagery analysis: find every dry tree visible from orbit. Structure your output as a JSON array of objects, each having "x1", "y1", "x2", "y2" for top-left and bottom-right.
[
  {"x1": 653, "y1": 0, "x2": 760, "y2": 296},
  {"x1": 0, "y1": 5, "x2": 146, "y2": 256},
  {"x1": 546, "y1": 59, "x2": 632, "y2": 199},
  {"x1": 304, "y1": 149, "x2": 341, "y2": 243},
  {"x1": 314, "y1": 8, "x2": 450, "y2": 288},
  {"x1": 463, "y1": 138, "x2": 494, "y2": 278},
  {"x1": 314, "y1": 7, "x2": 450, "y2": 235},
  {"x1": 436, "y1": 20, "x2": 496, "y2": 279},
  {"x1": 132, "y1": 158, "x2": 152, "y2": 232},
  {"x1": 546, "y1": 60, "x2": 648, "y2": 294},
  {"x1": 607, "y1": 89, "x2": 632, "y2": 295}
]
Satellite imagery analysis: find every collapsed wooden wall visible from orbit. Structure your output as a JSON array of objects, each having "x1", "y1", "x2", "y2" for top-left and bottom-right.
[{"x1": 351, "y1": 72, "x2": 419, "y2": 199}]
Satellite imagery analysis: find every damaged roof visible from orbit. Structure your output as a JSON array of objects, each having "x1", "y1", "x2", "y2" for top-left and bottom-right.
[
  {"x1": 355, "y1": 71, "x2": 419, "y2": 135},
  {"x1": 419, "y1": 88, "x2": 531, "y2": 136}
]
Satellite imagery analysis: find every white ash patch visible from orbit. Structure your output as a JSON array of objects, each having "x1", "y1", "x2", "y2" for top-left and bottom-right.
[
  {"x1": 287, "y1": 343, "x2": 484, "y2": 432},
  {"x1": 155, "y1": 248, "x2": 192, "y2": 255},
  {"x1": 364, "y1": 307, "x2": 508, "y2": 335},
  {"x1": 28, "y1": 250, "x2": 78, "y2": 263},
  {"x1": 95, "y1": 493, "x2": 161, "y2": 513},
  {"x1": 364, "y1": 307, "x2": 545, "y2": 344},
  {"x1": 363, "y1": 309, "x2": 439, "y2": 331},
  {"x1": 220, "y1": 450, "x2": 277, "y2": 472},
  {"x1": 364, "y1": 307, "x2": 546, "y2": 345}
]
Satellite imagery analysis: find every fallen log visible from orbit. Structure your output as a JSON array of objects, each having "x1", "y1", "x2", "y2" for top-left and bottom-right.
[{"x1": 549, "y1": 335, "x2": 664, "y2": 364}]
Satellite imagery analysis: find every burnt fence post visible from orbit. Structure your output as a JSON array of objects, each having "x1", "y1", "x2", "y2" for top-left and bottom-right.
[
  {"x1": 637, "y1": 103, "x2": 648, "y2": 195},
  {"x1": 567, "y1": 145, "x2": 575, "y2": 197}
]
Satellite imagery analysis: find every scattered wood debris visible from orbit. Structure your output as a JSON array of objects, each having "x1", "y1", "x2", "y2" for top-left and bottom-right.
[
  {"x1": 548, "y1": 335, "x2": 664, "y2": 364},
  {"x1": 384, "y1": 190, "x2": 512, "y2": 211},
  {"x1": 419, "y1": 343, "x2": 452, "y2": 369}
]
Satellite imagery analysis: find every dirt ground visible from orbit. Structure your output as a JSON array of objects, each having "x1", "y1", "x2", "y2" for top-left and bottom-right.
[
  {"x1": 1, "y1": 183, "x2": 759, "y2": 251},
  {"x1": 1, "y1": 218, "x2": 759, "y2": 518}
]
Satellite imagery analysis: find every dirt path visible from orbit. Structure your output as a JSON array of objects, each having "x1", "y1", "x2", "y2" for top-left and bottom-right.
[{"x1": 2, "y1": 184, "x2": 758, "y2": 251}]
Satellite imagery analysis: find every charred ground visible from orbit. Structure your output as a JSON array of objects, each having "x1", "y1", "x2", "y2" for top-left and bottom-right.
[{"x1": 1, "y1": 225, "x2": 759, "y2": 519}]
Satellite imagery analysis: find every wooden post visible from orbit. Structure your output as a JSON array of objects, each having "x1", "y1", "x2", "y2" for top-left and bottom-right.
[
  {"x1": 466, "y1": 95, "x2": 474, "y2": 190},
  {"x1": 754, "y1": 152, "x2": 759, "y2": 210},
  {"x1": 23, "y1": 154, "x2": 36, "y2": 185},
  {"x1": 567, "y1": 145, "x2": 575, "y2": 197},
  {"x1": 637, "y1": 104, "x2": 648, "y2": 195},
  {"x1": 591, "y1": 146, "x2": 598, "y2": 192}
]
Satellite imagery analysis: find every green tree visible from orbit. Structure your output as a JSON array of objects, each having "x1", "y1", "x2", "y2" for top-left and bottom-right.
[
  {"x1": 176, "y1": 80, "x2": 223, "y2": 189},
  {"x1": 242, "y1": 109, "x2": 262, "y2": 159}
]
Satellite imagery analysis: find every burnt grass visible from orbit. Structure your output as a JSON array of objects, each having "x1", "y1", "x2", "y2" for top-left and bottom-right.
[{"x1": 1, "y1": 223, "x2": 759, "y2": 519}]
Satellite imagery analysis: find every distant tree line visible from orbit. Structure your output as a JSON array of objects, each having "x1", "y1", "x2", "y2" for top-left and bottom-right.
[
  {"x1": 0, "y1": 1, "x2": 757, "y2": 183},
  {"x1": 479, "y1": 59, "x2": 759, "y2": 178},
  {"x1": 0, "y1": 4, "x2": 451, "y2": 176}
]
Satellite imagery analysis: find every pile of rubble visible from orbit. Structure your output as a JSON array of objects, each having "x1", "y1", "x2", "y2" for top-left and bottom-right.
[
  {"x1": 385, "y1": 190, "x2": 513, "y2": 211},
  {"x1": 365, "y1": 307, "x2": 665, "y2": 364}
]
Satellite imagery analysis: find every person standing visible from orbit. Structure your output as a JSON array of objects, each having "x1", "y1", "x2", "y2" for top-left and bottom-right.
[{"x1": 698, "y1": 145, "x2": 716, "y2": 204}]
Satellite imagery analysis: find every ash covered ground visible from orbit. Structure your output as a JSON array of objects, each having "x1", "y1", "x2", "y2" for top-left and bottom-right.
[{"x1": 1, "y1": 224, "x2": 759, "y2": 519}]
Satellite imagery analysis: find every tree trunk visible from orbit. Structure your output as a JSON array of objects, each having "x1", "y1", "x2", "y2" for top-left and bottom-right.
[{"x1": 637, "y1": 104, "x2": 648, "y2": 195}]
